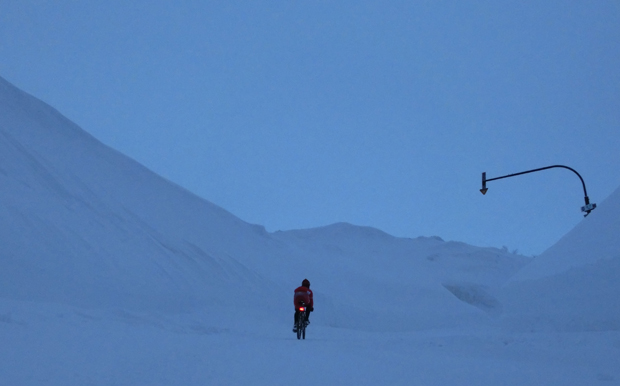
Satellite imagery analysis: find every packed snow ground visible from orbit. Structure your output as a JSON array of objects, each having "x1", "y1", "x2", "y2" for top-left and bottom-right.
[
  {"x1": 2, "y1": 299, "x2": 618, "y2": 385},
  {"x1": 1, "y1": 74, "x2": 619, "y2": 385}
]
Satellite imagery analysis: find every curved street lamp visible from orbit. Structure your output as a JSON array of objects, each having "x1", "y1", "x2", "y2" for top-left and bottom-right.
[{"x1": 481, "y1": 165, "x2": 596, "y2": 217}]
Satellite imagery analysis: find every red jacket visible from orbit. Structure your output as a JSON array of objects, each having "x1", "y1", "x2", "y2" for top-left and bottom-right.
[{"x1": 293, "y1": 286, "x2": 313, "y2": 309}]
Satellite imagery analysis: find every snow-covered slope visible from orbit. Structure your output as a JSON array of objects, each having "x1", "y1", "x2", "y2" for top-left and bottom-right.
[
  {"x1": 0, "y1": 74, "x2": 528, "y2": 332},
  {"x1": 500, "y1": 186, "x2": 620, "y2": 332},
  {"x1": 0, "y1": 75, "x2": 285, "y2": 314}
]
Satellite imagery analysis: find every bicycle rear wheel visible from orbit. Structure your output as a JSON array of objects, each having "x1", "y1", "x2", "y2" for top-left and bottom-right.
[{"x1": 295, "y1": 312, "x2": 302, "y2": 339}]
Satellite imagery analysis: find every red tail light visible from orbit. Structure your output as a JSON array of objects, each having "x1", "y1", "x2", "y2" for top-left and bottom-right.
[{"x1": 298, "y1": 307, "x2": 306, "y2": 312}]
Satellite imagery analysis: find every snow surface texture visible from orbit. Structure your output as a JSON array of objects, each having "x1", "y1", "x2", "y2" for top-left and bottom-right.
[{"x1": 1, "y1": 75, "x2": 619, "y2": 385}]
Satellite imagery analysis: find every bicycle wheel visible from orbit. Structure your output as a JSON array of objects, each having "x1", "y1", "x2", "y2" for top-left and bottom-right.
[
  {"x1": 296, "y1": 312, "x2": 302, "y2": 339},
  {"x1": 301, "y1": 310, "x2": 307, "y2": 340}
]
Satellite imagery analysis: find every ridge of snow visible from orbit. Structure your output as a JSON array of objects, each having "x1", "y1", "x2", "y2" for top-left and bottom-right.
[
  {"x1": 499, "y1": 184, "x2": 620, "y2": 332},
  {"x1": 508, "y1": 184, "x2": 620, "y2": 282}
]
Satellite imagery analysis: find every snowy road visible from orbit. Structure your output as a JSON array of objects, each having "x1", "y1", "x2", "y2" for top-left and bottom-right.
[{"x1": 2, "y1": 300, "x2": 618, "y2": 386}]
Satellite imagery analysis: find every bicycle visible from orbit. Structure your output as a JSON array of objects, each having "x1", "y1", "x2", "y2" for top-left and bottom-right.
[{"x1": 294, "y1": 303, "x2": 308, "y2": 340}]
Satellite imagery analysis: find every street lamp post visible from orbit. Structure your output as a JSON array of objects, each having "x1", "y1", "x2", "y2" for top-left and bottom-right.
[{"x1": 481, "y1": 165, "x2": 597, "y2": 216}]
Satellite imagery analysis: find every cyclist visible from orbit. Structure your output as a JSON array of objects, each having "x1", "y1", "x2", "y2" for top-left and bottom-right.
[{"x1": 293, "y1": 279, "x2": 313, "y2": 332}]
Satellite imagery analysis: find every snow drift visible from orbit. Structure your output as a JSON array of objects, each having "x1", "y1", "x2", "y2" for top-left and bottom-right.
[
  {"x1": 500, "y1": 185, "x2": 620, "y2": 332},
  {"x1": 0, "y1": 74, "x2": 284, "y2": 314}
]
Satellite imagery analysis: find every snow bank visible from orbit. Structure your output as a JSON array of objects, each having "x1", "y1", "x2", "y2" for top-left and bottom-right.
[
  {"x1": 500, "y1": 185, "x2": 620, "y2": 332},
  {"x1": 0, "y1": 74, "x2": 284, "y2": 313}
]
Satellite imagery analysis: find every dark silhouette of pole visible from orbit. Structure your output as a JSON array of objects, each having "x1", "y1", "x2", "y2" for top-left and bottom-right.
[{"x1": 481, "y1": 165, "x2": 596, "y2": 216}]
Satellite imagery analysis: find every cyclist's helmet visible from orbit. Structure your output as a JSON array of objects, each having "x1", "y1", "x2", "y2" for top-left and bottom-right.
[{"x1": 302, "y1": 279, "x2": 310, "y2": 288}]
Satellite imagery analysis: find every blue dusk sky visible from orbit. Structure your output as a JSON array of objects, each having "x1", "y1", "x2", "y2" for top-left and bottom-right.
[{"x1": 1, "y1": 1, "x2": 619, "y2": 256}]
